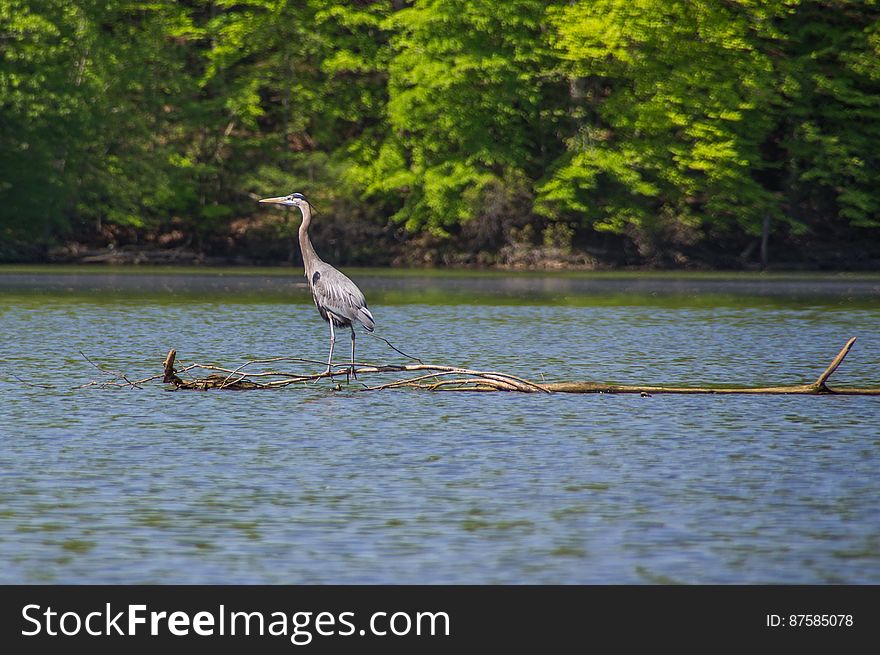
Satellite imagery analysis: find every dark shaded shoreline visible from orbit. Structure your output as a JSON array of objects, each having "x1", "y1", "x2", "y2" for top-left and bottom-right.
[{"x1": 7, "y1": 234, "x2": 880, "y2": 273}]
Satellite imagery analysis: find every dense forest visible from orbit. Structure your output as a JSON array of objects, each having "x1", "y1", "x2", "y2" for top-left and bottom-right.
[{"x1": 2, "y1": 0, "x2": 879, "y2": 268}]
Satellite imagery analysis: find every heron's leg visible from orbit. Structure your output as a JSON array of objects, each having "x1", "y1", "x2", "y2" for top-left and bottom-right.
[
  {"x1": 325, "y1": 319, "x2": 336, "y2": 376},
  {"x1": 350, "y1": 326, "x2": 357, "y2": 380}
]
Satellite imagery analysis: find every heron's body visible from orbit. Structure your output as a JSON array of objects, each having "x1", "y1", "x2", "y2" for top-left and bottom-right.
[
  {"x1": 259, "y1": 192, "x2": 374, "y2": 377},
  {"x1": 307, "y1": 263, "x2": 375, "y2": 332}
]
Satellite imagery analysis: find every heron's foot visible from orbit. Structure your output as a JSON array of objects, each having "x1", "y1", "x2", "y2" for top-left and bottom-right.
[{"x1": 350, "y1": 365, "x2": 358, "y2": 381}]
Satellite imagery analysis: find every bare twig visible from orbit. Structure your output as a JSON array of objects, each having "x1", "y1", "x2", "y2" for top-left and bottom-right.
[
  {"x1": 358, "y1": 370, "x2": 465, "y2": 391},
  {"x1": 426, "y1": 378, "x2": 507, "y2": 391},
  {"x1": 57, "y1": 337, "x2": 879, "y2": 396},
  {"x1": 814, "y1": 336, "x2": 857, "y2": 391},
  {"x1": 368, "y1": 334, "x2": 423, "y2": 364},
  {"x1": 80, "y1": 351, "x2": 142, "y2": 389},
  {"x1": 219, "y1": 359, "x2": 255, "y2": 389},
  {"x1": 480, "y1": 372, "x2": 551, "y2": 394},
  {"x1": 163, "y1": 349, "x2": 179, "y2": 384},
  {"x1": 11, "y1": 374, "x2": 55, "y2": 389}
]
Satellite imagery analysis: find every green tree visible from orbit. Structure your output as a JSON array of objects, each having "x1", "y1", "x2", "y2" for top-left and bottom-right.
[
  {"x1": 0, "y1": 0, "x2": 197, "y2": 253},
  {"x1": 2, "y1": 0, "x2": 878, "y2": 266},
  {"x1": 541, "y1": 0, "x2": 794, "y2": 260},
  {"x1": 775, "y1": 1, "x2": 880, "y2": 232},
  {"x1": 0, "y1": 0, "x2": 90, "y2": 250},
  {"x1": 192, "y1": 0, "x2": 393, "y2": 246},
  {"x1": 541, "y1": 0, "x2": 880, "y2": 262},
  {"x1": 354, "y1": 0, "x2": 564, "y2": 237}
]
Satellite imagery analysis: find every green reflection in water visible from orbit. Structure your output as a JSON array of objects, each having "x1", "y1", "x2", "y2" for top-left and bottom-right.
[
  {"x1": 1, "y1": 265, "x2": 878, "y2": 309},
  {"x1": 3, "y1": 264, "x2": 880, "y2": 281}
]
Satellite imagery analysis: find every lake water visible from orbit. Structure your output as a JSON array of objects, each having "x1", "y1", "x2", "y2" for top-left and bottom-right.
[{"x1": 1, "y1": 268, "x2": 879, "y2": 583}]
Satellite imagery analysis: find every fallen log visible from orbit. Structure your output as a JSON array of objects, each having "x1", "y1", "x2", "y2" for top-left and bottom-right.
[{"x1": 146, "y1": 337, "x2": 879, "y2": 395}]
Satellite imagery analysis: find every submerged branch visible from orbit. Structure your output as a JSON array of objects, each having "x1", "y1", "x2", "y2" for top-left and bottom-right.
[{"x1": 141, "y1": 337, "x2": 878, "y2": 396}]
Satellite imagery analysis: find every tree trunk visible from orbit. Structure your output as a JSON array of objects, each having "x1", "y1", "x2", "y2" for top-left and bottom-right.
[{"x1": 760, "y1": 214, "x2": 770, "y2": 271}]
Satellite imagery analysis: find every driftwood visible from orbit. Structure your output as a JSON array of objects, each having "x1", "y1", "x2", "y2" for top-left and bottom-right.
[{"x1": 144, "y1": 336, "x2": 880, "y2": 395}]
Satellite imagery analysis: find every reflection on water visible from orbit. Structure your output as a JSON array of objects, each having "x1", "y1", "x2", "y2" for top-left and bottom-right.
[
  {"x1": 2, "y1": 267, "x2": 880, "y2": 307},
  {"x1": 0, "y1": 269, "x2": 878, "y2": 583}
]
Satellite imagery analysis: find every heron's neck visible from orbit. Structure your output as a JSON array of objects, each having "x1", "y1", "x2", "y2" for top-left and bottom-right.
[{"x1": 298, "y1": 204, "x2": 322, "y2": 276}]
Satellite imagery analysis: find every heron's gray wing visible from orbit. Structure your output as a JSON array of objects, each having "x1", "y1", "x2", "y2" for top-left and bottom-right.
[{"x1": 311, "y1": 265, "x2": 375, "y2": 331}]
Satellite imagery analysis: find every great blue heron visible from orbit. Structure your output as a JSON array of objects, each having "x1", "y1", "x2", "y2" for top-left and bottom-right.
[{"x1": 258, "y1": 192, "x2": 375, "y2": 378}]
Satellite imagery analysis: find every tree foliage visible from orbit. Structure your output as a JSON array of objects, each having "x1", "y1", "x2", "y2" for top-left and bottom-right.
[{"x1": 1, "y1": 0, "x2": 878, "y2": 265}]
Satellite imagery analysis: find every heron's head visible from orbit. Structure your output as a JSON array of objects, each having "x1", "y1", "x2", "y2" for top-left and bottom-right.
[{"x1": 258, "y1": 192, "x2": 309, "y2": 209}]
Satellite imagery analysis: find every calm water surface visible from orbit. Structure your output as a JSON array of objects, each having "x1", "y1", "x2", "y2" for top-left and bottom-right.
[{"x1": 1, "y1": 269, "x2": 879, "y2": 583}]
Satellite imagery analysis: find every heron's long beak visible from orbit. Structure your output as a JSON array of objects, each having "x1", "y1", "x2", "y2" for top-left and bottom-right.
[{"x1": 259, "y1": 196, "x2": 289, "y2": 205}]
